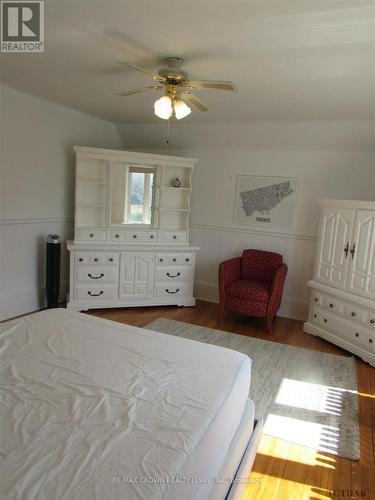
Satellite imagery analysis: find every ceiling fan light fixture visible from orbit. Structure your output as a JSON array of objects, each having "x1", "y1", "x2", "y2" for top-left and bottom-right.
[
  {"x1": 173, "y1": 99, "x2": 191, "y2": 120},
  {"x1": 154, "y1": 95, "x2": 173, "y2": 120}
]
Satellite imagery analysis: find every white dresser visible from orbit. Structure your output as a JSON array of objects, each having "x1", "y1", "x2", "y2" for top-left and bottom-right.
[
  {"x1": 67, "y1": 147, "x2": 199, "y2": 311},
  {"x1": 304, "y1": 199, "x2": 375, "y2": 366}
]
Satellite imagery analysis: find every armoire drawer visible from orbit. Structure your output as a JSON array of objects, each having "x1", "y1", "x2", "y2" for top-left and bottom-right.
[
  {"x1": 111, "y1": 230, "x2": 157, "y2": 242},
  {"x1": 154, "y1": 283, "x2": 192, "y2": 297},
  {"x1": 160, "y1": 231, "x2": 188, "y2": 244},
  {"x1": 310, "y1": 306, "x2": 375, "y2": 353},
  {"x1": 74, "y1": 284, "x2": 118, "y2": 301},
  {"x1": 75, "y1": 252, "x2": 118, "y2": 266},
  {"x1": 76, "y1": 229, "x2": 107, "y2": 241},
  {"x1": 155, "y1": 267, "x2": 193, "y2": 282},
  {"x1": 75, "y1": 267, "x2": 118, "y2": 283},
  {"x1": 156, "y1": 253, "x2": 193, "y2": 266},
  {"x1": 343, "y1": 303, "x2": 370, "y2": 326}
]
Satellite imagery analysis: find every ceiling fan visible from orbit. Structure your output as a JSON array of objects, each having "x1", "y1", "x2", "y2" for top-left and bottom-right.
[{"x1": 116, "y1": 56, "x2": 235, "y2": 120}]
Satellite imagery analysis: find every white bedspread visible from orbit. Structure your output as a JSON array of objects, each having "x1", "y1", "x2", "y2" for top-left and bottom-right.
[{"x1": 0, "y1": 309, "x2": 251, "y2": 500}]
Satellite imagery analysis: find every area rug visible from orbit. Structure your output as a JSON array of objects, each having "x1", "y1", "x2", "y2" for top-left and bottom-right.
[{"x1": 145, "y1": 318, "x2": 360, "y2": 460}]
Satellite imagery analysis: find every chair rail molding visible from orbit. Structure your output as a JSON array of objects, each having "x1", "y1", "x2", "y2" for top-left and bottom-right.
[{"x1": 189, "y1": 222, "x2": 317, "y2": 242}]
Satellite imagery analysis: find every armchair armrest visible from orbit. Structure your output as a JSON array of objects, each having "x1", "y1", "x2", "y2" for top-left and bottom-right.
[
  {"x1": 267, "y1": 263, "x2": 288, "y2": 318},
  {"x1": 218, "y1": 257, "x2": 241, "y2": 305}
]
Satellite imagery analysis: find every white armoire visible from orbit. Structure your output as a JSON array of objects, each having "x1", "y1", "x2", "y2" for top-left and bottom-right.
[
  {"x1": 67, "y1": 146, "x2": 199, "y2": 312},
  {"x1": 304, "y1": 199, "x2": 375, "y2": 366}
]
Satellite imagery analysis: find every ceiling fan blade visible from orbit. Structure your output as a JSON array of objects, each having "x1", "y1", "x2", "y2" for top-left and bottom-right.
[
  {"x1": 180, "y1": 93, "x2": 208, "y2": 112},
  {"x1": 116, "y1": 86, "x2": 163, "y2": 97},
  {"x1": 117, "y1": 62, "x2": 165, "y2": 82},
  {"x1": 188, "y1": 80, "x2": 234, "y2": 91}
]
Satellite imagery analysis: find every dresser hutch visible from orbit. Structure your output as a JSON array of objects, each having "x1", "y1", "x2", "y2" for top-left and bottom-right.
[
  {"x1": 67, "y1": 146, "x2": 199, "y2": 311},
  {"x1": 304, "y1": 199, "x2": 375, "y2": 366}
]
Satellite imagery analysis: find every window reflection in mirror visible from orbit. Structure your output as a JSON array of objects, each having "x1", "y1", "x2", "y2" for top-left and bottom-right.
[{"x1": 111, "y1": 164, "x2": 156, "y2": 225}]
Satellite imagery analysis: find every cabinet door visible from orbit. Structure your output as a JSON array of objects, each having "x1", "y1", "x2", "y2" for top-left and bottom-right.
[
  {"x1": 315, "y1": 207, "x2": 354, "y2": 289},
  {"x1": 347, "y1": 210, "x2": 375, "y2": 299},
  {"x1": 120, "y1": 253, "x2": 154, "y2": 298}
]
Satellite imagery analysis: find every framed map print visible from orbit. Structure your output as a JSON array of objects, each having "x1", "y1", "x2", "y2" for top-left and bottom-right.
[{"x1": 234, "y1": 175, "x2": 299, "y2": 229}]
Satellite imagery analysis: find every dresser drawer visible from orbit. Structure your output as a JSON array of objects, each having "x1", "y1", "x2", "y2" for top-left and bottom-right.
[
  {"x1": 75, "y1": 252, "x2": 118, "y2": 266},
  {"x1": 155, "y1": 267, "x2": 193, "y2": 282},
  {"x1": 74, "y1": 284, "x2": 118, "y2": 301},
  {"x1": 156, "y1": 253, "x2": 194, "y2": 266},
  {"x1": 312, "y1": 291, "x2": 325, "y2": 308},
  {"x1": 160, "y1": 231, "x2": 188, "y2": 244},
  {"x1": 310, "y1": 306, "x2": 375, "y2": 353},
  {"x1": 111, "y1": 230, "x2": 157, "y2": 242},
  {"x1": 76, "y1": 229, "x2": 107, "y2": 241},
  {"x1": 323, "y1": 296, "x2": 344, "y2": 315},
  {"x1": 75, "y1": 267, "x2": 118, "y2": 283},
  {"x1": 154, "y1": 283, "x2": 193, "y2": 297},
  {"x1": 343, "y1": 304, "x2": 368, "y2": 324}
]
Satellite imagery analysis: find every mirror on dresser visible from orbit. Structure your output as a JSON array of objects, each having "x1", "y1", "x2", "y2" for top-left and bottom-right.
[{"x1": 110, "y1": 163, "x2": 157, "y2": 226}]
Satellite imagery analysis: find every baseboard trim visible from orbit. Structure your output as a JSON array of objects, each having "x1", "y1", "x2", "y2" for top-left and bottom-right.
[
  {"x1": 0, "y1": 280, "x2": 69, "y2": 322},
  {"x1": 194, "y1": 281, "x2": 308, "y2": 321}
]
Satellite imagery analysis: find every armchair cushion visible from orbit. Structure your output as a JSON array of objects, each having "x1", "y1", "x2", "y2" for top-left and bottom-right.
[{"x1": 226, "y1": 280, "x2": 269, "y2": 303}]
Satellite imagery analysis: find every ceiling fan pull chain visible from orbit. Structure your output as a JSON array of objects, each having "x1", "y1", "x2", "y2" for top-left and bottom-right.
[{"x1": 166, "y1": 117, "x2": 170, "y2": 144}]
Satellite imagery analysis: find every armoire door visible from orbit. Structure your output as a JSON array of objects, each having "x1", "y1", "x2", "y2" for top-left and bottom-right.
[
  {"x1": 347, "y1": 210, "x2": 375, "y2": 299},
  {"x1": 119, "y1": 253, "x2": 154, "y2": 298},
  {"x1": 315, "y1": 207, "x2": 355, "y2": 289}
]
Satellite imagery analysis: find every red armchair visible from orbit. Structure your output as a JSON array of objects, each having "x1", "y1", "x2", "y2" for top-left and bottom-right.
[{"x1": 218, "y1": 249, "x2": 288, "y2": 333}]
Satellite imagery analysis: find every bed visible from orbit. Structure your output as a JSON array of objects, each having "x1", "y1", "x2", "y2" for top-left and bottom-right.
[{"x1": 0, "y1": 309, "x2": 262, "y2": 500}]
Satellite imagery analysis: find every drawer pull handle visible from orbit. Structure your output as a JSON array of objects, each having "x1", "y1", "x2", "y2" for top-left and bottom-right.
[
  {"x1": 89, "y1": 233, "x2": 94, "y2": 238},
  {"x1": 355, "y1": 332, "x2": 359, "y2": 337},
  {"x1": 172, "y1": 258, "x2": 176, "y2": 262},
  {"x1": 370, "y1": 319, "x2": 375, "y2": 324},
  {"x1": 115, "y1": 234, "x2": 119, "y2": 238},
  {"x1": 94, "y1": 258, "x2": 99, "y2": 262},
  {"x1": 79, "y1": 258, "x2": 83, "y2": 262},
  {"x1": 173, "y1": 235, "x2": 177, "y2": 239},
  {"x1": 109, "y1": 258, "x2": 114, "y2": 262},
  {"x1": 150, "y1": 235, "x2": 154, "y2": 239},
  {"x1": 369, "y1": 339, "x2": 373, "y2": 344},
  {"x1": 186, "y1": 258, "x2": 190, "y2": 262},
  {"x1": 87, "y1": 290, "x2": 104, "y2": 297},
  {"x1": 351, "y1": 312, "x2": 356, "y2": 317},
  {"x1": 166, "y1": 272, "x2": 181, "y2": 278},
  {"x1": 329, "y1": 303, "x2": 334, "y2": 308},
  {"x1": 88, "y1": 273, "x2": 104, "y2": 280},
  {"x1": 314, "y1": 298, "x2": 318, "y2": 302},
  {"x1": 165, "y1": 288, "x2": 180, "y2": 294},
  {"x1": 314, "y1": 314, "x2": 317, "y2": 319},
  {"x1": 159, "y1": 258, "x2": 164, "y2": 262},
  {"x1": 324, "y1": 318, "x2": 328, "y2": 323}
]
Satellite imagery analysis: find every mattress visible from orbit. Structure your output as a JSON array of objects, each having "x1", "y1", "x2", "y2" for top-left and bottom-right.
[{"x1": 0, "y1": 309, "x2": 251, "y2": 500}]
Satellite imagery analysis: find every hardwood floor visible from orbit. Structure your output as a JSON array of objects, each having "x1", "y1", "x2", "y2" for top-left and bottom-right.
[{"x1": 89, "y1": 301, "x2": 375, "y2": 500}]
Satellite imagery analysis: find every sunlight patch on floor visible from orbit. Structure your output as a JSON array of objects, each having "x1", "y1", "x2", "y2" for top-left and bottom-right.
[
  {"x1": 263, "y1": 414, "x2": 341, "y2": 455},
  {"x1": 274, "y1": 378, "x2": 352, "y2": 416}
]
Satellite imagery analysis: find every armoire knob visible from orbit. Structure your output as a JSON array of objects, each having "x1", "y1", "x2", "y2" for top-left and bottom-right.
[
  {"x1": 355, "y1": 333, "x2": 359, "y2": 337},
  {"x1": 370, "y1": 319, "x2": 375, "y2": 324},
  {"x1": 369, "y1": 339, "x2": 373, "y2": 344},
  {"x1": 351, "y1": 312, "x2": 356, "y2": 317}
]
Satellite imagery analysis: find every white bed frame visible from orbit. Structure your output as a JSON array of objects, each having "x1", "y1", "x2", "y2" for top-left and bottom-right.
[
  {"x1": 209, "y1": 398, "x2": 263, "y2": 500},
  {"x1": 226, "y1": 419, "x2": 263, "y2": 499}
]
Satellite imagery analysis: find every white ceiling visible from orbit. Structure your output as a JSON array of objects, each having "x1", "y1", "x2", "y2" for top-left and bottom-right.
[{"x1": 1, "y1": 0, "x2": 374, "y2": 124}]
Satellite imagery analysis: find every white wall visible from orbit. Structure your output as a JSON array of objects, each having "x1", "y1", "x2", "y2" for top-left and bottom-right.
[
  {"x1": 0, "y1": 85, "x2": 122, "y2": 320},
  {"x1": 116, "y1": 120, "x2": 375, "y2": 320}
]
